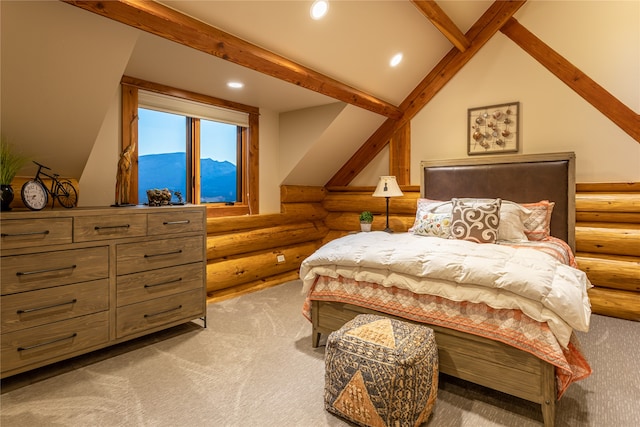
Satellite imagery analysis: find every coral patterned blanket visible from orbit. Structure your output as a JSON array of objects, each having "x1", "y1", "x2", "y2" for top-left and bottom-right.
[
  {"x1": 300, "y1": 231, "x2": 592, "y2": 348},
  {"x1": 302, "y1": 275, "x2": 592, "y2": 398}
]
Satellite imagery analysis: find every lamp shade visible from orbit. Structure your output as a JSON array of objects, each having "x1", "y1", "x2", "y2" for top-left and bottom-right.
[{"x1": 372, "y1": 176, "x2": 403, "y2": 198}]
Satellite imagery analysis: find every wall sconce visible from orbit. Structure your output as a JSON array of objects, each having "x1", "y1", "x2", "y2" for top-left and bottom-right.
[{"x1": 372, "y1": 176, "x2": 403, "y2": 232}]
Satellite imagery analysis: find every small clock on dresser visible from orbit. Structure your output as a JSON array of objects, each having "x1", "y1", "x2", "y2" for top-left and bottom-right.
[{"x1": 21, "y1": 181, "x2": 48, "y2": 211}]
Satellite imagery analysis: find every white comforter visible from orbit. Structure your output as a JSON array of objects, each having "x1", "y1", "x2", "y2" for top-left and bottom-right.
[{"x1": 300, "y1": 231, "x2": 592, "y2": 348}]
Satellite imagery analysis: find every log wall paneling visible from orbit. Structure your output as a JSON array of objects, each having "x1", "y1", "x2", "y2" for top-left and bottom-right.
[
  {"x1": 205, "y1": 185, "x2": 328, "y2": 298},
  {"x1": 203, "y1": 182, "x2": 638, "y2": 322},
  {"x1": 575, "y1": 183, "x2": 640, "y2": 321}
]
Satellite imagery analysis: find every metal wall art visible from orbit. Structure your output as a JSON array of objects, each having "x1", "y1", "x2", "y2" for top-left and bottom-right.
[{"x1": 468, "y1": 102, "x2": 519, "y2": 155}]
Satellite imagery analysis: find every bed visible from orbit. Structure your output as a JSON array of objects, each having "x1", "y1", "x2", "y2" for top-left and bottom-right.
[{"x1": 300, "y1": 152, "x2": 592, "y2": 427}]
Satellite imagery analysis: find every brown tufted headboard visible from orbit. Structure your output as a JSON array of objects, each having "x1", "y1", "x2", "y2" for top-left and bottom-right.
[{"x1": 421, "y1": 152, "x2": 576, "y2": 251}]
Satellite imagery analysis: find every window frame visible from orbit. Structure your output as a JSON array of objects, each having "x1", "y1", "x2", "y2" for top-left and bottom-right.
[{"x1": 121, "y1": 76, "x2": 259, "y2": 217}]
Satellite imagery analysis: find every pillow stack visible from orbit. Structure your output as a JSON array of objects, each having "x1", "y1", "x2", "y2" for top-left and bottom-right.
[{"x1": 409, "y1": 197, "x2": 555, "y2": 244}]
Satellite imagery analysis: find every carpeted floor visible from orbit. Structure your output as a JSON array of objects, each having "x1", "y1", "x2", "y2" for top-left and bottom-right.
[{"x1": 1, "y1": 280, "x2": 639, "y2": 426}]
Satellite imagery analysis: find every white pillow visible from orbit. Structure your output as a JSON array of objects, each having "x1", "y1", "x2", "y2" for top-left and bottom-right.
[{"x1": 497, "y1": 201, "x2": 531, "y2": 242}]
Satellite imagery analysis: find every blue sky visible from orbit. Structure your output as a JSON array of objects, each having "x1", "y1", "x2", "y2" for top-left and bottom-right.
[{"x1": 138, "y1": 108, "x2": 237, "y2": 164}]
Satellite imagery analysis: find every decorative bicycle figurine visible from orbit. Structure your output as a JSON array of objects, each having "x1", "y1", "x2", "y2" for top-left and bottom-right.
[{"x1": 21, "y1": 161, "x2": 78, "y2": 210}]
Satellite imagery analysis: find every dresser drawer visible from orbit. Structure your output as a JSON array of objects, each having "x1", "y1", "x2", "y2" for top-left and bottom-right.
[
  {"x1": 116, "y1": 289, "x2": 204, "y2": 338},
  {"x1": 116, "y1": 236, "x2": 204, "y2": 275},
  {"x1": 1, "y1": 246, "x2": 109, "y2": 295},
  {"x1": 147, "y1": 209, "x2": 204, "y2": 236},
  {"x1": 117, "y1": 263, "x2": 204, "y2": 307},
  {"x1": 1, "y1": 279, "x2": 108, "y2": 333},
  {"x1": 1, "y1": 311, "x2": 109, "y2": 374},
  {"x1": 0, "y1": 218, "x2": 72, "y2": 250},
  {"x1": 74, "y1": 214, "x2": 147, "y2": 242}
]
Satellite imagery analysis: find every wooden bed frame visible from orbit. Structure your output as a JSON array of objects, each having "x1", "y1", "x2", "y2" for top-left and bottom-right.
[{"x1": 311, "y1": 152, "x2": 576, "y2": 427}]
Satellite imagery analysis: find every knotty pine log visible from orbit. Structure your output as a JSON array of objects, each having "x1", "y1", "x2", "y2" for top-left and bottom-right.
[
  {"x1": 576, "y1": 253, "x2": 640, "y2": 292},
  {"x1": 207, "y1": 270, "x2": 300, "y2": 302},
  {"x1": 280, "y1": 185, "x2": 326, "y2": 203},
  {"x1": 576, "y1": 192, "x2": 640, "y2": 212},
  {"x1": 280, "y1": 202, "x2": 328, "y2": 220},
  {"x1": 576, "y1": 211, "x2": 640, "y2": 224},
  {"x1": 587, "y1": 287, "x2": 640, "y2": 321},
  {"x1": 207, "y1": 211, "x2": 317, "y2": 234},
  {"x1": 206, "y1": 241, "x2": 318, "y2": 292},
  {"x1": 324, "y1": 212, "x2": 415, "y2": 233},
  {"x1": 207, "y1": 221, "x2": 327, "y2": 259},
  {"x1": 575, "y1": 224, "x2": 640, "y2": 257},
  {"x1": 322, "y1": 191, "x2": 420, "y2": 215}
]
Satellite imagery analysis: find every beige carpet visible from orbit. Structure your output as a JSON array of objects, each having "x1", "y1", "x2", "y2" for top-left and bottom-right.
[{"x1": 2, "y1": 280, "x2": 639, "y2": 426}]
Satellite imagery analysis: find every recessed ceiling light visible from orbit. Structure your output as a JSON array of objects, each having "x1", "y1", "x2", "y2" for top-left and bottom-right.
[
  {"x1": 227, "y1": 81, "x2": 244, "y2": 89},
  {"x1": 390, "y1": 53, "x2": 403, "y2": 67},
  {"x1": 310, "y1": 0, "x2": 329, "y2": 20}
]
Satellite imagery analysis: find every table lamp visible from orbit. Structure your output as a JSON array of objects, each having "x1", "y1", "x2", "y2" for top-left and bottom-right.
[{"x1": 372, "y1": 176, "x2": 403, "y2": 232}]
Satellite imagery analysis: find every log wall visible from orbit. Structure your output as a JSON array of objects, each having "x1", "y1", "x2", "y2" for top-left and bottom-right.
[
  {"x1": 575, "y1": 183, "x2": 640, "y2": 321},
  {"x1": 205, "y1": 186, "x2": 327, "y2": 301},
  {"x1": 205, "y1": 182, "x2": 639, "y2": 322}
]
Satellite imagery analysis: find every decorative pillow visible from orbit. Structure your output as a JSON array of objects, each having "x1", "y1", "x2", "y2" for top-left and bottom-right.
[
  {"x1": 450, "y1": 198, "x2": 501, "y2": 243},
  {"x1": 497, "y1": 201, "x2": 531, "y2": 242},
  {"x1": 409, "y1": 199, "x2": 452, "y2": 234},
  {"x1": 521, "y1": 200, "x2": 555, "y2": 241},
  {"x1": 411, "y1": 212, "x2": 452, "y2": 238}
]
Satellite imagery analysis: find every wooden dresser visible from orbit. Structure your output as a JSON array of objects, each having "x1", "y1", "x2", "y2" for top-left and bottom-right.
[{"x1": 0, "y1": 205, "x2": 206, "y2": 378}]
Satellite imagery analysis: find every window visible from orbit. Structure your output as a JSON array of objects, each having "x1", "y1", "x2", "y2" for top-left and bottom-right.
[{"x1": 121, "y1": 77, "x2": 259, "y2": 216}]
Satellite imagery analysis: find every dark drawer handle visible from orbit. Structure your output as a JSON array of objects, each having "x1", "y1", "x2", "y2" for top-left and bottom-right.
[
  {"x1": 17, "y1": 299, "x2": 78, "y2": 314},
  {"x1": 144, "y1": 305, "x2": 182, "y2": 318},
  {"x1": 1, "y1": 230, "x2": 50, "y2": 237},
  {"x1": 17, "y1": 333, "x2": 78, "y2": 352},
  {"x1": 94, "y1": 224, "x2": 130, "y2": 230},
  {"x1": 144, "y1": 249, "x2": 183, "y2": 258},
  {"x1": 144, "y1": 278, "x2": 183, "y2": 288},
  {"x1": 163, "y1": 220, "x2": 190, "y2": 225},
  {"x1": 16, "y1": 265, "x2": 77, "y2": 276}
]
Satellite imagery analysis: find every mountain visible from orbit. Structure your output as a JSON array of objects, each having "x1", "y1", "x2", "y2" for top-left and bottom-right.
[{"x1": 138, "y1": 153, "x2": 236, "y2": 203}]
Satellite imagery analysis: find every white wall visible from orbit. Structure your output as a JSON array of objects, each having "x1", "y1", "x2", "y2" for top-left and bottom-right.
[
  {"x1": 78, "y1": 89, "x2": 121, "y2": 207},
  {"x1": 357, "y1": 1, "x2": 640, "y2": 186},
  {"x1": 259, "y1": 108, "x2": 281, "y2": 214},
  {"x1": 79, "y1": 1, "x2": 639, "y2": 209}
]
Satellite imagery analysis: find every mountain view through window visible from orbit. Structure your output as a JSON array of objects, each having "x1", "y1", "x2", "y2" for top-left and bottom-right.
[{"x1": 137, "y1": 108, "x2": 238, "y2": 204}]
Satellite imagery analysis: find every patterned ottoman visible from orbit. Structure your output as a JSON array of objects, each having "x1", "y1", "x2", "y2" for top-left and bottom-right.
[{"x1": 325, "y1": 314, "x2": 438, "y2": 427}]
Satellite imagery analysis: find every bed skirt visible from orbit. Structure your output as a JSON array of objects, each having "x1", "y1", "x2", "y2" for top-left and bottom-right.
[{"x1": 303, "y1": 275, "x2": 592, "y2": 399}]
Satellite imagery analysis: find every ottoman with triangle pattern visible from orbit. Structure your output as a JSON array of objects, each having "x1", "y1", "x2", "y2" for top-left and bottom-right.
[{"x1": 324, "y1": 314, "x2": 438, "y2": 427}]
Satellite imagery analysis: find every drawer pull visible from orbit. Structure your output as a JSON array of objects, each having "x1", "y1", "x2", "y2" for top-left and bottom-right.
[
  {"x1": 17, "y1": 333, "x2": 78, "y2": 352},
  {"x1": 94, "y1": 224, "x2": 130, "y2": 230},
  {"x1": 17, "y1": 299, "x2": 78, "y2": 314},
  {"x1": 144, "y1": 305, "x2": 183, "y2": 318},
  {"x1": 16, "y1": 265, "x2": 77, "y2": 276},
  {"x1": 163, "y1": 220, "x2": 190, "y2": 225},
  {"x1": 144, "y1": 278, "x2": 183, "y2": 288},
  {"x1": 144, "y1": 249, "x2": 183, "y2": 258},
  {"x1": 1, "y1": 230, "x2": 50, "y2": 237}
]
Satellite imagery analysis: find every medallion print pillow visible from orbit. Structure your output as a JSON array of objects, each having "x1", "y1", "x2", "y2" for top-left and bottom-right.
[{"x1": 451, "y1": 198, "x2": 501, "y2": 243}]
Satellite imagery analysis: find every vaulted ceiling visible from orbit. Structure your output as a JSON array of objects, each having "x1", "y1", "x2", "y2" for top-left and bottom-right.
[{"x1": 2, "y1": 1, "x2": 638, "y2": 184}]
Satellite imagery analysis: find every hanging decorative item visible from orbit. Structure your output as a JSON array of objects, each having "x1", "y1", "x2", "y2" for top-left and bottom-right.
[{"x1": 467, "y1": 102, "x2": 519, "y2": 155}]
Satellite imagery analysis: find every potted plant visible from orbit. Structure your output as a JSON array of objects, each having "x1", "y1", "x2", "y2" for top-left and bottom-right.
[
  {"x1": 359, "y1": 210, "x2": 374, "y2": 232},
  {"x1": 0, "y1": 138, "x2": 29, "y2": 211}
]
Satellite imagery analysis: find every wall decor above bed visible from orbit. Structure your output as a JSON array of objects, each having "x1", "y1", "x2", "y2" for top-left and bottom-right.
[{"x1": 468, "y1": 101, "x2": 519, "y2": 155}]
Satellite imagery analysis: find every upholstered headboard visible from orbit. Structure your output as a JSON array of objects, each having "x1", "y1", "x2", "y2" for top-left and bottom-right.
[{"x1": 421, "y1": 152, "x2": 576, "y2": 251}]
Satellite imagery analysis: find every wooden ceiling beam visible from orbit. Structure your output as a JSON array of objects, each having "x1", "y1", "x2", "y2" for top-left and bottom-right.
[
  {"x1": 327, "y1": 0, "x2": 526, "y2": 186},
  {"x1": 62, "y1": 0, "x2": 402, "y2": 120},
  {"x1": 411, "y1": 0, "x2": 470, "y2": 52},
  {"x1": 501, "y1": 17, "x2": 640, "y2": 143}
]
